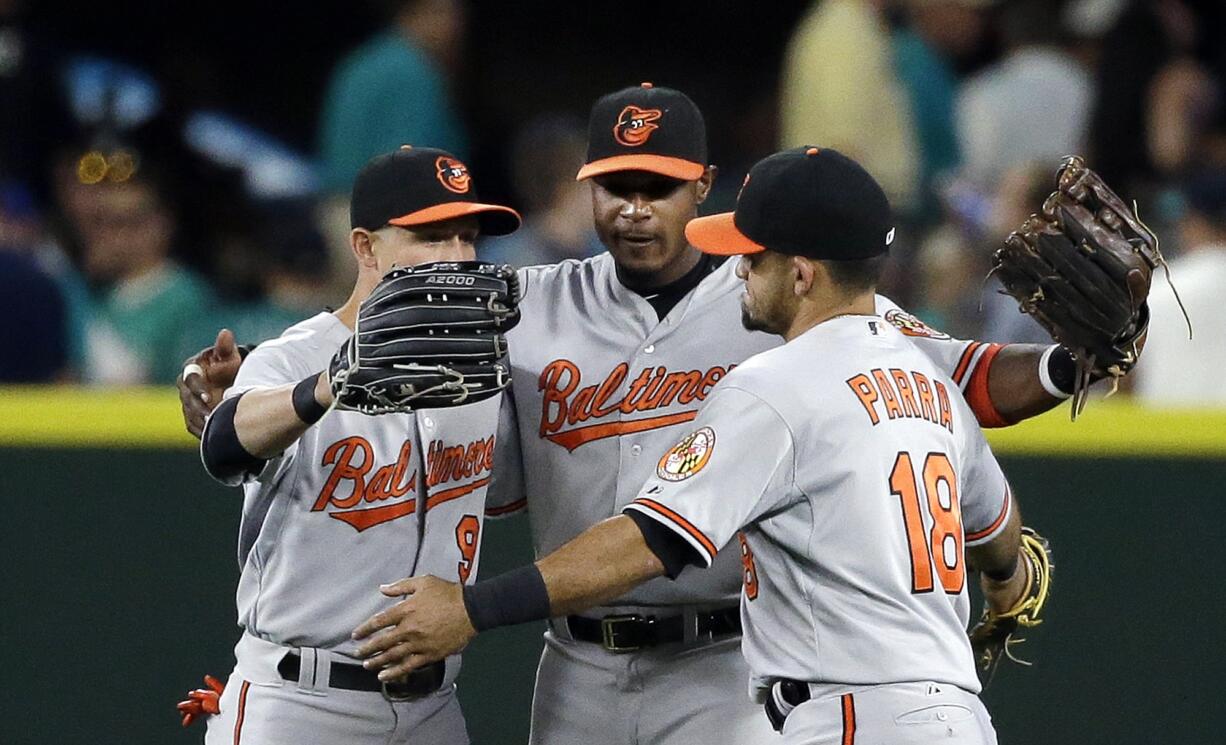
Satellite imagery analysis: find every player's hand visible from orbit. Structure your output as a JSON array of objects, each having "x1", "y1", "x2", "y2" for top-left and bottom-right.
[
  {"x1": 177, "y1": 329, "x2": 242, "y2": 438},
  {"x1": 176, "y1": 674, "x2": 224, "y2": 727},
  {"x1": 351, "y1": 575, "x2": 476, "y2": 682}
]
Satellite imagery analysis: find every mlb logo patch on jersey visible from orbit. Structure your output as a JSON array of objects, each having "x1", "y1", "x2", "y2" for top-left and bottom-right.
[
  {"x1": 657, "y1": 427, "x2": 715, "y2": 482},
  {"x1": 884, "y1": 309, "x2": 950, "y2": 340}
]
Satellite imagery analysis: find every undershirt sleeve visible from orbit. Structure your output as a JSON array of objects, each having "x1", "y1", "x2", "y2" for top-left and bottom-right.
[{"x1": 625, "y1": 510, "x2": 703, "y2": 579}]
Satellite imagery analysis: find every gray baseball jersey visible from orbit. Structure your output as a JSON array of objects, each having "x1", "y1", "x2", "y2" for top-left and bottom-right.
[
  {"x1": 622, "y1": 315, "x2": 1012, "y2": 699},
  {"x1": 210, "y1": 311, "x2": 500, "y2": 675},
  {"x1": 487, "y1": 254, "x2": 1006, "y2": 612}
]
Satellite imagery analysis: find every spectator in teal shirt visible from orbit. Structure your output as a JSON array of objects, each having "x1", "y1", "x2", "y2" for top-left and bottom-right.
[
  {"x1": 891, "y1": 0, "x2": 993, "y2": 214},
  {"x1": 318, "y1": 0, "x2": 470, "y2": 195},
  {"x1": 77, "y1": 169, "x2": 214, "y2": 384}
]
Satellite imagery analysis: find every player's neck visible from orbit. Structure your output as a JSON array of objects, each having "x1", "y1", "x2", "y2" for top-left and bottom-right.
[
  {"x1": 333, "y1": 272, "x2": 381, "y2": 331},
  {"x1": 783, "y1": 291, "x2": 876, "y2": 341}
]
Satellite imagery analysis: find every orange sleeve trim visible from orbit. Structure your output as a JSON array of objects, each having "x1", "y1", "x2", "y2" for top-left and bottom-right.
[
  {"x1": 964, "y1": 343, "x2": 1009, "y2": 428},
  {"x1": 485, "y1": 497, "x2": 528, "y2": 517},
  {"x1": 966, "y1": 488, "x2": 1011, "y2": 542},
  {"x1": 630, "y1": 497, "x2": 718, "y2": 560},
  {"x1": 233, "y1": 679, "x2": 250, "y2": 745},
  {"x1": 952, "y1": 342, "x2": 982, "y2": 385}
]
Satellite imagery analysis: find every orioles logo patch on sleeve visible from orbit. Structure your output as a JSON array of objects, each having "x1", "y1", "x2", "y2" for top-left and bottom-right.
[
  {"x1": 657, "y1": 426, "x2": 715, "y2": 482},
  {"x1": 884, "y1": 309, "x2": 951, "y2": 340},
  {"x1": 435, "y1": 156, "x2": 472, "y2": 194},
  {"x1": 614, "y1": 105, "x2": 662, "y2": 147}
]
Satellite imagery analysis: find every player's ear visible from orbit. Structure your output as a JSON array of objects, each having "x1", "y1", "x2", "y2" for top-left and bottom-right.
[
  {"x1": 694, "y1": 166, "x2": 717, "y2": 204},
  {"x1": 350, "y1": 228, "x2": 379, "y2": 269},
  {"x1": 793, "y1": 256, "x2": 816, "y2": 297}
]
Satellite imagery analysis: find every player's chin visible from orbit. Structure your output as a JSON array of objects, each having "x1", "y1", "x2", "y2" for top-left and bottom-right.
[
  {"x1": 741, "y1": 295, "x2": 783, "y2": 334},
  {"x1": 740, "y1": 305, "x2": 770, "y2": 334},
  {"x1": 609, "y1": 236, "x2": 671, "y2": 269}
]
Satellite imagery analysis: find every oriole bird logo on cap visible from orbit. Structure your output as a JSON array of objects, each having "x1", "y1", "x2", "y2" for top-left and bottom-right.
[
  {"x1": 435, "y1": 156, "x2": 472, "y2": 194},
  {"x1": 614, "y1": 106, "x2": 662, "y2": 147}
]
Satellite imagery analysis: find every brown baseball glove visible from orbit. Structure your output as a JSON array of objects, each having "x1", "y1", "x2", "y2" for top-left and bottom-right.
[{"x1": 992, "y1": 156, "x2": 1184, "y2": 416}]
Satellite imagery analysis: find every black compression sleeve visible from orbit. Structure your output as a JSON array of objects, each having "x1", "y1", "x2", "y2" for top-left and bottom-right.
[
  {"x1": 200, "y1": 393, "x2": 267, "y2": 483},
  {"x1": 625, "y1": 510, "x2": 703, "y2": 579},
  {"x1": 461, "y1": 565, "x2": 552, "y2": 632}
]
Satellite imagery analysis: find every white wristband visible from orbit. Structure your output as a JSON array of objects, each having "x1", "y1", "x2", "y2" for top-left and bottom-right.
[{"x1": 1037, "y1": 346, "x2": 1072, "y2": 400}]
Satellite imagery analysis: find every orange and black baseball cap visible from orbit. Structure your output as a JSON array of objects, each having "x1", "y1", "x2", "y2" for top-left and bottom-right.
[
  {"x1": 576, "y1": 82, "x2": 707, "y2": 182},
  {"x1": 350, "y1": 146, "x2": 521, "y2": 235},
  {"x1": 686, "y1": 146, "x2": 895, "y2": 259}
]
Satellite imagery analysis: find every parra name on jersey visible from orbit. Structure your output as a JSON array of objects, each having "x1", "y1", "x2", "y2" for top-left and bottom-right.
[{"x1": 846, "y1": 367, "x2": 955, "y2": 433}]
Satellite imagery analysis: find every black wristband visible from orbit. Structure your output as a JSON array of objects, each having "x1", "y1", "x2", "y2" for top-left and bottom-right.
[
  {"x1": 292, "y1": 373, "x2": 327, "y2": 424},
  {"x1": 984, "y1": 554, "x2": 1022, "y2": 583},
  {"x1": 462, "y1": 565, "x2": 552, "y2": 632},
  {"x1": 1046, "y1": 346, "x2": 1077, "y2": 396}
]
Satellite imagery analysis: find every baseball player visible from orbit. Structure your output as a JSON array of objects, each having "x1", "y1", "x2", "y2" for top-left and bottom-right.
[
  {"x1": 191, "y1": 145, "x2": 520, "y2": 744},
  {"x1": 182, "y1": 85, "x2": 1088, "y2": 745},
  {"x1": 349, "y1": 146, "x2": 1031, "y2": 744}
]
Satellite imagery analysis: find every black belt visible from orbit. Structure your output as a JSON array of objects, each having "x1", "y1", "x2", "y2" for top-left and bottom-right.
[
  {"x1": 277, "y1": 652, "x2": 445, "y2": 701},
  {"x1": 565, "y1": 606, "x2": 741, "y2": 652}
]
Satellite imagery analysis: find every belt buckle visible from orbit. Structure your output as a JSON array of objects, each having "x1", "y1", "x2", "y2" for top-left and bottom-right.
[
  {"x1": 380, "y1": 660, "x2": 445, "y2": 702},
  {"x1": 600, "y1": 614, "x2": 651, "y2": 652},
  {"x1": 381, "y1": 679, "x2": 419, "y2": 702}
]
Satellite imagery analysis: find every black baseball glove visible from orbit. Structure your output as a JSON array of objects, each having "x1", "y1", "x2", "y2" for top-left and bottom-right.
[{"x1": 329, "y1": 261, "x2": 521, "y2": 412}]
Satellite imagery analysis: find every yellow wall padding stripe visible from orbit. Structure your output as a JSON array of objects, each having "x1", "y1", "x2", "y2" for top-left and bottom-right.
[
  {"x1": 0, "y1": 386, "x2": 198, "y2": 449},
  {"x1": 984, "y1": 401, "x2": 1226, "y2": 457},
  {"x1": 0, "y1": 387, "x2": 1223, "y2": 456}
]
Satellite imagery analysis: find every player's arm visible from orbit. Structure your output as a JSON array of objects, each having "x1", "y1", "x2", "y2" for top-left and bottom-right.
[
  {"x1": 223, "y1": 374, "x2": 334, "y2": 457},
  {"x1": 512, "y1": 514, "x2": 672, "y2": 620},
  {"x1": 965, "y1": 500, "x2": 1028, "y2": 613},
  {"x1": 981, "y1": 343, "x2": 1072, "y2": 425},
  {"x1": 351, "y1": 513, "x2": 677, "y2": 680},
  {"x1": 199, "y1": 357, "x2": 331, "y2": 485},
  {"x1": 878, "y1": 303, "x2": 1073, "y2": 426},
  {"x1": 959, "y1": 424, "x2": 1029, "y2": 610},
  {"x1": 958, "y1": 416, "x2": 1053, "y2": 675}
]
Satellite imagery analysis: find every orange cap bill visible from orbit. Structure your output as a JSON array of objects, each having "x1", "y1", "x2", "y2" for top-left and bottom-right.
[
  {"x1": 684, "y1": 212, "x2": 766, "y2": 255},
  {"x1": 577, "y1": 154, "x2": 705, "y2": 182},
  {"x1": 387, "y1": 201, "x2": 522, "y2": 234}
]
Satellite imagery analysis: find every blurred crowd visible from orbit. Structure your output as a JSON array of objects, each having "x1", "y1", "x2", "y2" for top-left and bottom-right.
[{"x1": 1, "y1": 0, "x2": 1223, "y2": 406}]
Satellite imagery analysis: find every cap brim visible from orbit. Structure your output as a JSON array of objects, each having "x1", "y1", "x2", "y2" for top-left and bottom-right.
[
  {"x1": 577, "y1": 154, "x2": 705, "y2": 181},
  {"x1": 387, "y1": 202, "x2": 522, "y2": 236},
  {"x1": 685, "y1": 212, "x2": 766, "y2": 255}
]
